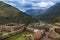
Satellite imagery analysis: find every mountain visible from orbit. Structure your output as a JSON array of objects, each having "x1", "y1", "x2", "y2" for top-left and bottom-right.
[
  {"x1": 0, "y1": 1, "x2": 37, "y2": 24},
  {"x1": 36, "y1": 3, "x2": 60, "y2": 23},
  {"x1": 26, "y1": 9, "x2": 44, "y2": 17}
]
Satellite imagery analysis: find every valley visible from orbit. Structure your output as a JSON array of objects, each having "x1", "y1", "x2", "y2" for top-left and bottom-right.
[{"x1": 0, "y1": 1, "x2": 60, "y2": 40}]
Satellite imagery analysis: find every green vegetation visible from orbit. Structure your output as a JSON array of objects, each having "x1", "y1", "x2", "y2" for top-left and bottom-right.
[
  {"x1": 49, "y1": 38, "x2": 54, "y2": 40},
  {"x1": 36, "y1": 3, "x2": 60, "y2": 24},
  {"x1": 49, "y1": 17, "x2": 60, "y2": 24},
  {"x1": 0, "y1": 1, "x2": 37, "y2": 25},
  {"x1": 5, "y1": 31, "x2": 33, "y2": 40},
  {"x1": 2, "y1": 31, "x2": 10, "y2": 35}
]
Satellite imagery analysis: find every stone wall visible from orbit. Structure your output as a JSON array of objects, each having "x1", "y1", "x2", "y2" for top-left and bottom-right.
[
  {"x1": 26, "y1": 27, "x2": 34, "y2": 32},
  {"x1": 25, "y1": 35, "x2": 34, "y2": 40},
  {"x1": 33, "y1": 30, "x2": 45, "y2": 40},
  {"x1": 55, "y1": 28, "x2": 60, "y2": 34},
  {"x1": 2, "y1": 27, "x2": 24, "y2": 40},
  {"x1": 0, "y1": 24, "x2": 25, "y2": 32},
  {"x1": 25, "y1": 29, "x2": 45, "y2": 40},
  {"x1": 48, "y1": 28, "x2": 60, "y2": 39}
]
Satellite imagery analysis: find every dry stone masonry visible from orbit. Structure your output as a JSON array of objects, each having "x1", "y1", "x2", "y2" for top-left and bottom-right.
[{"x1": 0, "y1": 22, "x2": 60, "y2": 40}]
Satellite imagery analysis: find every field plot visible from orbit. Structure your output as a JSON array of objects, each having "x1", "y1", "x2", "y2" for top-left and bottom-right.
[{"x1": 5, "y1": 31, "x2": 33, "y2": 40}]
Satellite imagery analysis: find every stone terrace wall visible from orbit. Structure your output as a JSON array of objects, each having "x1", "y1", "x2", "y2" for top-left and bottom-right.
[
  {"x1": 2, "y1": 27, "x2": 24, "y2": 40},
  {"x1": 26, "y1": 27, "x2": 34, "y2": 32}
]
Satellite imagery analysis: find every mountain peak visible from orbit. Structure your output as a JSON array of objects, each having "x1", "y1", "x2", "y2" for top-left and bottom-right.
[{"x1": 26, "y1": 9, "x2": 44, "y2": 17}]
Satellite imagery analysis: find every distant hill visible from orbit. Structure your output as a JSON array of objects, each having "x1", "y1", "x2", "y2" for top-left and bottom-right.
[
  {"x1": 36, "y1": 3, "x2": 60, "y2": 23},
  {"x1": 26, "y1": 9, "x2": 44, "y2": 17},
  {"x1": 0, "y1": 1, "x2": 37, "y2": 24}
]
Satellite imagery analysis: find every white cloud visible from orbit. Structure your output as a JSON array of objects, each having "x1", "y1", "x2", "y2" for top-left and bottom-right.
[
  {"x1": 0, "y1": 0, "x2": 58, "y2": 12},
  {"x1": 48, "y1": 2, "x2": 55, "y2": 5},
  {"x1": 16, "y1": 0, "x2": 27, "y2": 4},
  {"x1": 33, "y1": 2, "x2": 55, "y2": 7},
  {"x1": 38, "y1": 2, "x2": 48, "y2": 7}
]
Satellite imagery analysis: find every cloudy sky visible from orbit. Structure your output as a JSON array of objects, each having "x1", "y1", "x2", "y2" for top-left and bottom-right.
[{"x1": 1, "y1": 0, "x2": 60, "y2": 12}]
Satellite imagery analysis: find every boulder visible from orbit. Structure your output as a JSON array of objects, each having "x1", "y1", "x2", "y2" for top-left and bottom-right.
[
  {"x1": 25, "y1": 35, "x2": 34, "y2": 40},
  {"x1": 33, "y1": 29, "x2": 45, "y2": 40}
]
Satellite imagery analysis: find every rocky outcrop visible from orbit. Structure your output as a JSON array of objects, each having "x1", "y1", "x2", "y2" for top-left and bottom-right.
[
  {"x1": 33, "y1": 29, "x2": 45, "y2": 40},
  {"x1": 48, "y1": 28, "x2": 60, "y2": 39}
]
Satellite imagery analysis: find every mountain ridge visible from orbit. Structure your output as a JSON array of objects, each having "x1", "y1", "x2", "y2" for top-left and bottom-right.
[
  {"x1": 26, "y1": 9, "x2": 44, "y2": 17},
  {"x1": 0, "y1": 1, "x2": 37, "y2": 24},
  {"x1": 36, "y1": 3, "x2": 60, "y2": 23}
]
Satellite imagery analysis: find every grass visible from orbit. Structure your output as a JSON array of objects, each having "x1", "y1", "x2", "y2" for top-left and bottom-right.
[
  {"x1": 49, "y1": 38, "x2": 54, "y2": 40},
  {"x1": 2, "y1": 31, "x2": 9, "y2": 35},
  {"x1": 5, "y1": 31, "x2": 33, "y2": 40}
]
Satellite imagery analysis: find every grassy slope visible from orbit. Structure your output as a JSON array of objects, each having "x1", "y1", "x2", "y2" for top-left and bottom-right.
[
  {"x1": 5, "y1": 31, "x2": 33, "y2": 40},
  {"x1": 36, "y1": 3, "x2": 60, "y2": 23},
  {"x1": 0, "y1": 1, "x2": 37, "y2": 24}
]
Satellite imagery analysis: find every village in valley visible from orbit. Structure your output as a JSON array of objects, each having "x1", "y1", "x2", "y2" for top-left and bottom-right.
[{"x1": 0, "y1": 22, "x2": 60, "y2": 40}]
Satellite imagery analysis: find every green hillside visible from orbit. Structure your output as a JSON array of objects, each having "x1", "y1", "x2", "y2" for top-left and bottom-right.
[
  {"x1": 36, "y1": 3, "x2": 60, "y2": 23},
  {"x1": 0, "y1": 1, "x2": 37, "y2": 24}
]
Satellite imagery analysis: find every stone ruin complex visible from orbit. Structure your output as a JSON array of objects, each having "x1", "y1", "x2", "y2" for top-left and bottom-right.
[
  {"x1": 0, "y1": 22, "x2": 60, "y2": 40},
  {"x1": 25, "y1": 22, "x2": 60, "y2": 40}
]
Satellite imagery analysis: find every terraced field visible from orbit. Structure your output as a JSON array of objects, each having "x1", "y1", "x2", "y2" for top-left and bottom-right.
[
  {"x1": 2, "y1": 31, "x2": 10, "y2": 35},
  {"x1": 5, "y1": 31, "x2": 33, "y2": 40}
]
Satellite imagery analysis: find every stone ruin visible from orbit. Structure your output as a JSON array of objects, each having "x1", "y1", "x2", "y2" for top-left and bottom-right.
[
  {"x1": 55, "y1": 23, "x2": 60, "y2": 26},
  {"x1": 55, "y1": 27, "x2": 60, "y2": 34},
  {"x1": 25, "y1": 29, "x2": 45, "y2": 40},
  {"x1": 25, "y1": 28, "x2": 60, "y2": 40},
  {"x1": 33, "y1": 29, "x2": 45, "y2": 40},
  {"x1": 0, "y1": 22, "x2": 60, "y2": 40},
  {"x1": 0, "y1": 23, "x2": 26, "y2": 40},
  {"x1": 48, "y1": 28, "x2": 60, "y2": 39},
  {"x1": 0, "y1": 23, "x2": 25, "y2": 32},
  {"x1": 25, "y1": 22, "x2": 60, "y2": 40},
  {"x1": 25, "y1": 34, "x2": 34, "y2": 40}
]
